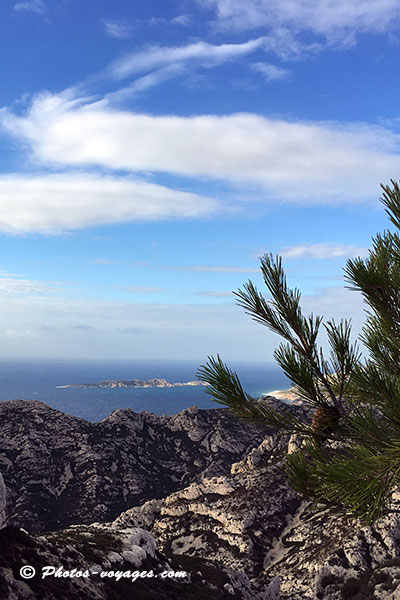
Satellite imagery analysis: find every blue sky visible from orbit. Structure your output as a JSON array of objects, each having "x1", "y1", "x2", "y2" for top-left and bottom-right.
[{"x1": 0, "y1": 0, "x2": 399, "y2": 360}]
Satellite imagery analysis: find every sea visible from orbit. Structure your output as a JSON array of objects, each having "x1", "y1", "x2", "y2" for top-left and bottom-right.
[{"x1": 0, "y1": 358, "x2": 290, "y2": 423}]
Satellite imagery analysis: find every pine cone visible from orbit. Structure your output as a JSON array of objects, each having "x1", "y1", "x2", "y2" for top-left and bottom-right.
[{"x1": 312, "y1": 405, "x2": 340, "y2": 440}]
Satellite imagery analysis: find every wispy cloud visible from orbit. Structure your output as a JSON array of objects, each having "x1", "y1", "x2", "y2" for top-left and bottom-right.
[
  {"x1": 279, "y1": 243, "x2": 369, "y2": 259},
  {"x1": 198, "y1": 0, "x2": 400, "y2": 54},
  {"x1": 170, "y1": 15, "x2": 190, "y2": 26},
  {"x1": 101, "y1": 18, "x2": 132, "y2": 39},
  {"x1": 14, "y1": 0, "x2": 45, "y2": 14},
  {"x1": 99, "y1": 34, "x2": 259, "y2": 99},
  {"x1": 4, "y1": 39, "x2": 265, "y2": 110},
  {"x1": 0, "y1": 174, "x2": 220, "y2": 234},
  {"x1": 109, "y1": 38, "x2": 265, "y2": 80},
  {"x1": 102, "y1": 64, "x2": 185, "y2": 103},
  {"x1": 146, "y1": 14, "x2": 191, "y2": 27},
  {"x1": 0, "y1": 275, "x2": 64, "y2": 296},
  {"x1": 197, "y1": 291, "x2": 233, "y2": 297},
  {"x1": 251, "y1": 62, "x2": 292, "y2": 82},
  {"x1": 4, "y1": 91, "x2": 400, "y2": 205}
]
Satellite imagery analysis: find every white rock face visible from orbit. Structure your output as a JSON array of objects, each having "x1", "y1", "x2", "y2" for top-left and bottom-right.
[
  {"x1": 287, "y1": 434, "x2": 303, "y2": 454},
  {"x1": 111, "y1": 430, "x2": 400, "y2": 600},
  {"x1": 0, "y1": 472, "x2": 6, "y2": 529}
]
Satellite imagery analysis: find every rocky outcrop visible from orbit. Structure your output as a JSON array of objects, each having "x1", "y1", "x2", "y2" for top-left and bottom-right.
[
  {"x1": 2, "y1": 394, "x2": 400, "y2": 598},
  {"x1": 0, "y1": 399, "x2": 271, "y2": 533},
  {"x1": 114, "y1": 434, "x2": 400, "y2": 600},
  {"x1": 0, "y1": 521, "x2": 280, "y2": 600},
  {"x1": 116, "y1": 436, "x2": 301, "y2": 577},
  {"x1": 271, "y1": 501, "x2": 400, "y2": 599}
]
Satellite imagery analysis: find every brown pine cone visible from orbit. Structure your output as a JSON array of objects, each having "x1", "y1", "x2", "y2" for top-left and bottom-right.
[{"x1": 312, "y1": 405, "x2": 340, "y2": 440}]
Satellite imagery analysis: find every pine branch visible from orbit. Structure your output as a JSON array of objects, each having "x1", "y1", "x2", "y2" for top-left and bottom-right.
[
  {"x1": 273, "y1": 343, "x2": 325, "y2": 408},
  {"x1": 197, "y1": 355, "x2": 313, "y2": 435},
  {"x1": 286, "y1": 439, "x2": 400, "y2": 522},
  {"x1": 235, "y1": 254, "x2": 340, "y2": 408},
  {"x1": 312, "y1": 446, "x2": 400, "y2": 523},
  {"x1": 324, "y1": 319, "x2": 361, "y2": 407},
  {"x1": 381, "y1": 180, "x2": 400, "y2": 230}
]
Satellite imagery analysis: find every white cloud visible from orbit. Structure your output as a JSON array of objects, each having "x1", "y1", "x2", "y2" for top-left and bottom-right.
[
  {"x1": 0, "y1": 173, "x2": 220, "y2": 234},
  {"x1": 109, "y1": 38, "x2": 265, "y2": 79},
  {"x1": 251, "y1": 62, "x2": 292, "y2": 81},
  {"x1": 279, "y1": 243, "x2": 369, "y2": 259},
  {"x1": 101, "y1": 18, "x2": 133, "y2": 39},
  {"x1": 198, "y1": 0, "x2": 400, "y2": 45},
  {"x1": 3, "y1": 91, "x2": 400, "y2": 204},
  {"x1": 14, "y1": 0, "x2": 45, "y2": 14}
]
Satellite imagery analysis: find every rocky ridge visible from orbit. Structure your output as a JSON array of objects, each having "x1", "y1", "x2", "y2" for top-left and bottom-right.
[
  {"x1": 0, "y1": 399, "x2": 271, "y2": 532},
  {"x1": 1, "y1": 394, "x2": 400, "y2": 598}
]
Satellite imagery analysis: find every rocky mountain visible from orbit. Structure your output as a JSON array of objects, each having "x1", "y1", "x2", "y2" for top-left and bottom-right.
[
  {"x1": 0, "y1": 399, "x2": 270, "y2": 533},
  {"x1": 1, "y1": 395, "x2": 400, "y2": 599}
]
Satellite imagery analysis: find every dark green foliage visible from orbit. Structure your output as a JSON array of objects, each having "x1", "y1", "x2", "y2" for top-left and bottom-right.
[{"x1": 198, "y1": 181, "x2": 400, "y2": 523}]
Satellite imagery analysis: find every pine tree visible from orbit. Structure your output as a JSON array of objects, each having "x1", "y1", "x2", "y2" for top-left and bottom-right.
[{"x1": 197, "y1": 180, "x2": 400, "y2": 523}]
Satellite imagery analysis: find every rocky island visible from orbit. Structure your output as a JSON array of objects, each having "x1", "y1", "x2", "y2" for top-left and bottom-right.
[{"x1": 57, "y1": 378, "x2": 208, "y2": 389}]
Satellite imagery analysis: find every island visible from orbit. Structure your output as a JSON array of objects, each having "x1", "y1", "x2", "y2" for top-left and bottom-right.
[{"x1": 57, "y1": 378, "x2": 208, "y2": 389}]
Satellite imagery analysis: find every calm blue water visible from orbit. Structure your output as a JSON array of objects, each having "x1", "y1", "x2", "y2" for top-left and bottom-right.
[{"x1": 0, "y1": 359, "x2": 290, "y2": 422}]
